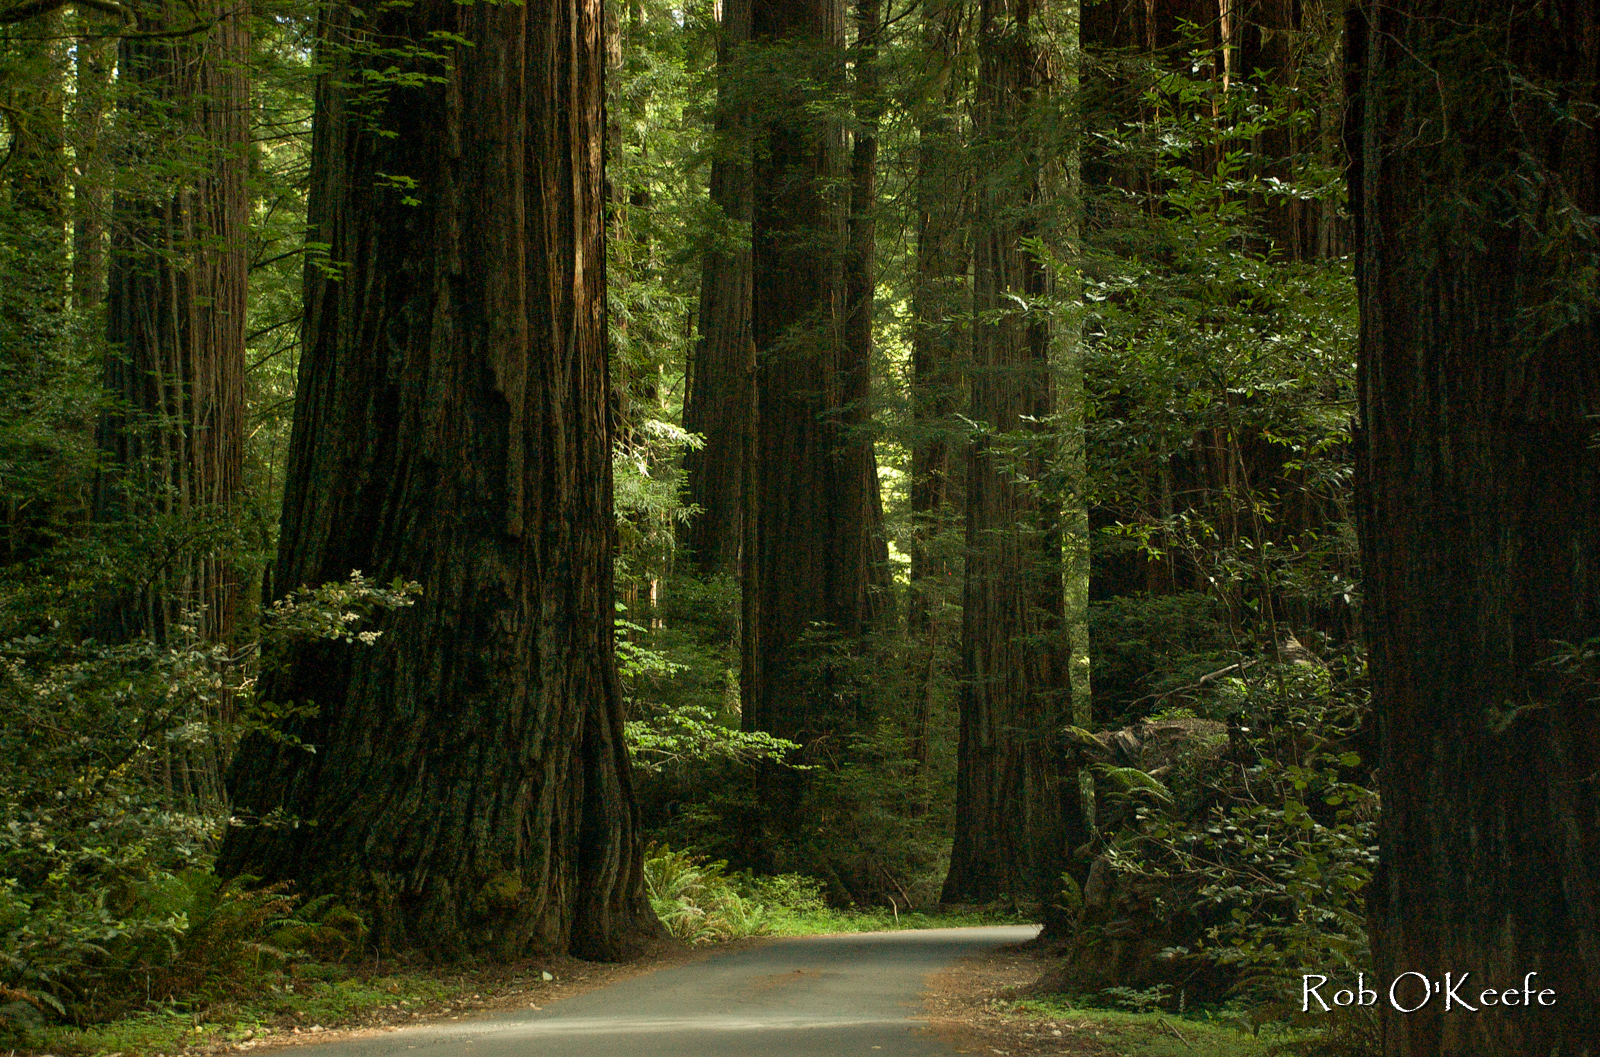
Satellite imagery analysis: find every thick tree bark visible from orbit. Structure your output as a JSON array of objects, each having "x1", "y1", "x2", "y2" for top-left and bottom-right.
[
  {"x1": 218, "y1": 0, "x2": 659, "y2": 961},
  {"x1": 95, "y1": 0, "x2": 248, "y2": 644},
  {"x1": 943, "y1": 0, "x2": 1081, "y2": 906},
  {"x1": 1350, "y1": 3, "x2": 1600, "y2": 1054},
  {"x1": 741, "y1": 0, "x2": 890, "y2": 740},
  {"x1": 680, "y1": 0, "x2": 755, "y2": 578}
]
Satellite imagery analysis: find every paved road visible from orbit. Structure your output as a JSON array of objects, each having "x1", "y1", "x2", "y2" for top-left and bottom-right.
[{"x1": 303, "y1": 926, "x2": 1039, "y2": 1057}]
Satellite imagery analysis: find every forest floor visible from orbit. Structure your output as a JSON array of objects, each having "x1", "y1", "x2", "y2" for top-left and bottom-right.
[
  {"x1": 27, "y1": 938, "x2": 721, "y2": 1057},
  {"x1": 920, "y1": 938, "x2": 1291, "y2": 1057}
]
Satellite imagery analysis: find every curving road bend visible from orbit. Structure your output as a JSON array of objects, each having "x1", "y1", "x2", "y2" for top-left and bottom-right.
[{"x1": 299, "y1": 926, "x2": 1039, "y2": 1057}]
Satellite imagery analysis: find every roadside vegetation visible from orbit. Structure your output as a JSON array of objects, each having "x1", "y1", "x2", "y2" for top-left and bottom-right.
[
  {"x1": 642, "y1": 846, "x2": 1025, "y2": 943},
  {"x1": 1003, "y1": 995, "x2": 1296, "y2": 1057}
]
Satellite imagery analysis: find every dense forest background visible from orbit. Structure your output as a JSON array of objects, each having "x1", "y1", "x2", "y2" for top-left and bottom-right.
[{"x1": 1, "y1": 0, "x2": 1595, "y2": 1055}]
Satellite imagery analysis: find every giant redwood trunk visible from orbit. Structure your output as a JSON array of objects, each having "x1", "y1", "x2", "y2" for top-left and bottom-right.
[
  {"x1": 741, "y1": 0, "x2": 889, "y2": 740},
  {"x1": 680, "y1": 0, "x2": 755, "y2": 578},
  {"x1": 218, "y1": 0, "x2": 659, "y2": 961},
  {"x1": 942, "y1": 0, "x2": 1079, "y2": 906},
  {"x1": 96, "y1": 0, "x2": 249, "y2": 644},
  {"x1": 1350, "y1": 3, "x2": 1600, "y2": 1054}
]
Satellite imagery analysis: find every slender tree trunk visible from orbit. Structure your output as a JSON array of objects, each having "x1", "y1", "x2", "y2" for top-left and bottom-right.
[
  {"x1": 742, "y1": 0, "x2": 889, "y2": 740},
  {"x1": 907, "y1": 0, "x2": 968, "y2": 771},
  {"x1": 71, "y1": 26, "x2": 114, "y2": 311},
  {"x1": 841, "y1": 0, "x2": 882, "y2": 506},
  {"x1": 1057, "y1": 2, "x2": 1090, "y2": 849},
  {"x1": 95, "y1": 0, "x2": 249, "y2": 644},
  {"x1": 218, "y1": 0, "x2": 659, "y2": 962},
  {"x1": 943, "y1": 0, "x2": 1081, "y2": 906},
  {"x1": 681, "y1": 0, "x2": 755, "y2": 577},
  {"x1": 1350, "y1": 3, "x2": 1600, "y2": 1054}
]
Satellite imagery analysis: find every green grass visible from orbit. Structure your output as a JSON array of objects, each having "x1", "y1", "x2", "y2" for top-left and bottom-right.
[{"x1": 1002, "y1": 995, "x2": 1316, "y2": 1057}]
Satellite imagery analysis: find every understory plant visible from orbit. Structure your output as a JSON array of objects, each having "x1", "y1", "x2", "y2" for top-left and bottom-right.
[
  {"x1": 0, "y1": 572, "x2": 416, "y2": 1032},
  {"x1": 1095, "y1": 656, "x2": 1376, "y2": 1021},
  {"x1": 641, "y1": 846, "x2": 767, "y2": 945}
]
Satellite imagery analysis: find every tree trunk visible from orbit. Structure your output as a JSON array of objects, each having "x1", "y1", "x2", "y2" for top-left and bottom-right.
[
  {"x1": 842, "y1": 0, "x2": 881, "y2": 495},
  {"x1": 95, "y1": 0, "x2": 249, "y2": 644},
  {"x1": 680, "y1": 0, "x2": 755, "y2": 578},
  {"x1": 218, "y1": 0, "x2": 660, "y2": 962},
  {"x1": 71, "y1": 26, "x2": 114, "y2": 311},
  {"x1": 943, "y1": 0, "x2": 1080, "y2": 906},
  {"x1": 742, "y1": 0, "x2": 890, "y2": 740},
  {"x1": 907, "y1": 0, "x2": 969, "y2": 771},
  {"x1": 1350, "y1": 3, "x2": 1600, "y2": 1053}
]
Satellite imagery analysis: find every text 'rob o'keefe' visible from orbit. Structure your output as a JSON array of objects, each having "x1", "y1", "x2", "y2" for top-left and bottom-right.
[{"x1": 1301, "y1": 973, "x2": 1556, "y2": 1013}]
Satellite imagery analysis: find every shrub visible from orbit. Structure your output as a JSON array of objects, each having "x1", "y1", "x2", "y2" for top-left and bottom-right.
[
  {"x1": 1051, "y1": 652, "x2": 1375, "y2": 1029},
  {"x1": 1098, "y1": 657, "x2": 1376, "y2": 1015},
  {"x1": 0, "y1": 573, "x2": 413, "y2": 1032},
  {"x1": 641, "y1": 846, "x2": 767, "y2": 945}
]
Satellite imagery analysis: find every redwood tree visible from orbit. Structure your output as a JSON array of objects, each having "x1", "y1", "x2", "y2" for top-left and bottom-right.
[
  {"x1": 942, "y1": 0, "x2": 1081, "y2": 905},
  {"x1": 680, "y1": 0, "x2": 755, "y2": 578},
  {"x1": 95, "y1": 0, "x2": 249, "y2": 644},
  {"x1": 219, "y1": 0, "x2": 659, "y2": 961},
  {"x1": 1350, "y1": 2, "x2": 1600, "y2": 1053},
  {"x1": 741, "y1": 0, "x2": 890, "y2": 740},
  {"x1": 907, "y1": 0, "x2": 969, "y2": 770}
]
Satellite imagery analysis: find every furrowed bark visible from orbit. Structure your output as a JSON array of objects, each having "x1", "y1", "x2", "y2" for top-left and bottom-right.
[
  {"x1": 95, "y1": 0, "x2": 249, "y2": 644},
  {"x1": 742, "y1": 0, "x2": 889, "y2": 741},
  {"x1": 681, "y1": 0, "x2": 755, "y2": 578},
  {"x1": 218, "y1": 0, "x2": 659, "y2": 961},
  {"x1": 1351, "y1": 3, "x2": 1600, "y2": 1053},
  {"x1": 907, "y1": 0, "x2": 969, "y2": 772},
  {"x1": 943, "y1": 0, "x2": 1079, "y2": 906}
]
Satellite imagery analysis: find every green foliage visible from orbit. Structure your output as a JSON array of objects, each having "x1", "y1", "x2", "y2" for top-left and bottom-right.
[
  {"x1": 37, "y1": 969, "x2": 455, "y2": 1057},
  {"x1": 1081, "y1": 21, "x2": 1359, "y2": 723},
  {"x1": 640, "y1": 844, "x2": 1021, "y2": 943},
  {"x1": 0, "y1": 573, "x2": 415, "y2": 1030},
  {"x1": 1003, "y1": 995, "x2": 1301, "y2": 1057},
  {"x1": 625, "y1": 704, "x2": 799, "y2": 773},
  {"x1": 636, "y1": 654, "x2": 958, "y2": 910},
  {"x1": 641, "y1": 845, "x2": 766, "y2": 945},
  {"x1": 1097, "y1": 660, "x2": 1376, "y2": 1019}
]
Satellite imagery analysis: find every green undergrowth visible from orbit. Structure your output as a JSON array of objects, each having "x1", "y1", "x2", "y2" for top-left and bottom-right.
[
  {"x1": 27, "y1": 968, "x2": 451, "y2": 1057},
  {"x1": 1003, "y1": 995, "x2": 1304, "y2": 1057},
  {"x1": 15, "y1": 960, "x2": 617, "y2": 1057},
  {"x1": 642, "y1": 844, "x2": 1026, "y2": 943},
  {"x1": 762, "y1": 904, "x2": 1027, "y2": 936}
]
